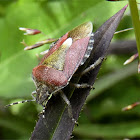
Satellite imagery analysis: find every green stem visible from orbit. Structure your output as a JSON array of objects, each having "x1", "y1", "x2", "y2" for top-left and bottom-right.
[{"x1": 128, "y1": 0, "x2": 140, "y2": 63}]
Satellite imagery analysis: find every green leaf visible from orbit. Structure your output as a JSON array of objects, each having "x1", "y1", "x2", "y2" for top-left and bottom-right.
[
  {"x1": 87, "y1": 61, "x2": 137, "y2": 102},
  {"x1": 74, "y1": 121, "x2": 140, "y2": 139}
]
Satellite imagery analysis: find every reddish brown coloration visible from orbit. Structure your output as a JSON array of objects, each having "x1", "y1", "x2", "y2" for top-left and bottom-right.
[
  {"x1": 39, "y1": 33, "x2": 69, "y2": 63},
  {"x1": 63, "y1": 36, "x2": 90, "y2": 78},
  {"x1": 33, "y1": 65, "x2": 68, "y2": 87},
  {"x1": 31, "y1": 21, "x2": 93, "y2": 112},
  {"x1": 30, "y1": 29, "x2": 41, "y2": 35},
  {"x1": 122, "y1": 101, "x2": 140, "y2": 111},
  {"x1": 32, "y1": 34, "x2": 90, "y2": 88},
  {"x1": 32, "y1": 22, "x2": 93, "y2": 118},
  {"x1": 19, "y1": 27, "x2": 41, "y2": 35}
]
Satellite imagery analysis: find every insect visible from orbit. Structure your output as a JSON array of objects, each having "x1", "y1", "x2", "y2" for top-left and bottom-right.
[{"x1": 6, "y1": 22, "x2": 103, "y2": 120}]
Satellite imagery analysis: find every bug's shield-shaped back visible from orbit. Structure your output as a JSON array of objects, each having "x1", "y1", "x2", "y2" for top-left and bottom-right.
[{"x1": 32, "y1": 22, "x2": 93, "y2": 107}]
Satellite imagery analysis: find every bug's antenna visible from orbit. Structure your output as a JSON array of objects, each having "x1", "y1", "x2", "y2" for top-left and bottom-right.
[{"x1": 5, "y1": 99, "x2": 35, "y2": 108}]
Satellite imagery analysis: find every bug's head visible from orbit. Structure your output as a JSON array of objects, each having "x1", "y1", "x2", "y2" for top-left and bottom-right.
[{"x1": 32, "y1": 77, "x2": 53, "y2": 106}]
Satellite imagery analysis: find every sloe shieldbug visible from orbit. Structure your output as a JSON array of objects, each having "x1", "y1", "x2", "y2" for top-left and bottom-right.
[{"x1": 6, "y1": 22, "x2": 103, "y2": 120}]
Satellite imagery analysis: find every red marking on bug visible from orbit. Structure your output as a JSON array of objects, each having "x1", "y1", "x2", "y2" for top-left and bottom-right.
[
  {"x1": 39, "y1": 33, "x2": 69, "y2": 62},
  {"x1": 33, "y1": 65, "x2": 68, "y2": 87}
]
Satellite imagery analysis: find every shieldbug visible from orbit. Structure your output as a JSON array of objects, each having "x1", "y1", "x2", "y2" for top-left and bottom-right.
[{"x1": 6, "y1": 22, "x2": 103, "y2": 120}]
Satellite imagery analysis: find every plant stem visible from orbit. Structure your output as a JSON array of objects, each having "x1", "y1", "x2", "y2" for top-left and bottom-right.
[{"x1": 128, "y1": 0, "x2": 140, "y2": 72}]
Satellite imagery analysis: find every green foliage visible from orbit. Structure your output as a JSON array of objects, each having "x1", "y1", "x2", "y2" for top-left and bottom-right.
[
  {"x1": 129, "y1": 0, "x2": 140, "y2": 63},
  {"x1": 74, "y1": 122, "x2": 140, "y2": 139},
  {"x1": 0, "y1": 0, "x2": 139, "y2": 139}
]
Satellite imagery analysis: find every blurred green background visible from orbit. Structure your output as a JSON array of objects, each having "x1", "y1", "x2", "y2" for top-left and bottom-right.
[{"x1": 0, "y1": 0, "x2": 140, "y2": 139}]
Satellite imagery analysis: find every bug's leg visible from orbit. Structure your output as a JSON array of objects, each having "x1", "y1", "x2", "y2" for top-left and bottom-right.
[
  {"x1": 42, "y1": 106, "x2": 46, "y2": 118},
  {"x1": 5, "y1": 99, "x2": 35, "y2": 108},
  {"x1": 41, "y1": 98, "x2": 49, "y2": 119},
  {"x1": 59, "y1": 90, "x2": 77, "y2": 124},
  {"x1": 31, "y1": 90, "x2": 37, "y2": 100},
  {"x1": 38, "y1": 104, "x2": 47, "y2": 119},
  {"x1": 60, "y1": 91, "x2": 73, "y2": 119},
  {"x1": 81, "y1": 57, "x2": 104, "y2": 76},
  {"x1": 70, "y1": 57, "x2": 104, "y2": 90},
  {"x1": 5, "y1": 91, "x2": 36, "y2": 108}
]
